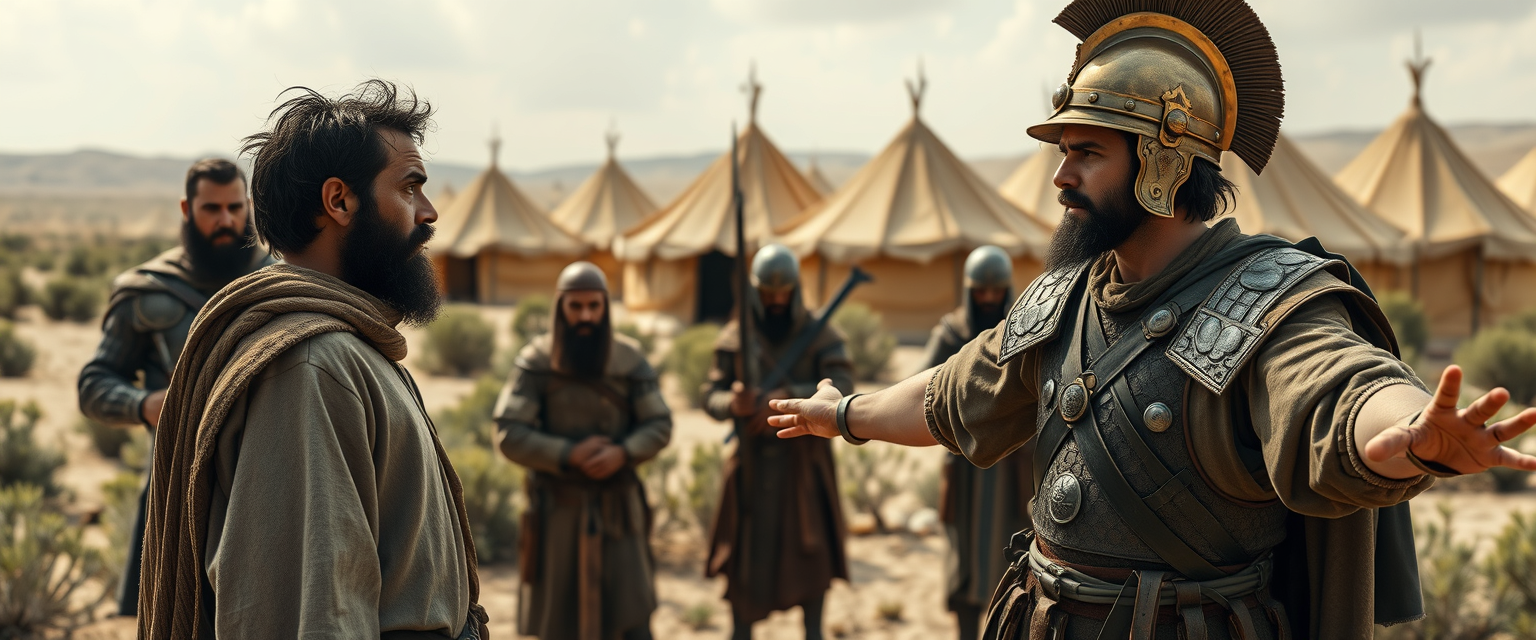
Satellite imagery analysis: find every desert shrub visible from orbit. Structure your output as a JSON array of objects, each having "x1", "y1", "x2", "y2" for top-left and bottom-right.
[
  {"x1": 1484, "y1": 510, "x2": 1536, "y2": 635},
  {"x1": 64, "y1": 245, "x2": 111, "y2": 277},
  {"x1": 832, "y1": 302, "x2": 896, "y2": 382},
  {"x1": 0, "y1": 399, "x2": 62, "y2": 496},
  {"x1": 1498, "y1": 307, "x2": 1536, "y2": 335},
  {"x1": 1378, "y1": 291, "x2": 1428, "y2": 362},
  {"x1": 511, "y1": 295, "x2": 552, "y2": 352},
  {"x1": 682, "y1": 602, "x2": 715, "y2": 631},
  {"x1": 615, "y1": 321, "x2": 655, "y2": 358},
  {"x1": 79, "y1": 416, "x2": 134, "y2": 459},
  {"x1": 663, "y1": 324, "x2": 720, "y2": 409},
  {"x1": 447, "y1": 446, "x2": 522, "y2": 564},
  {"x1": 638, "y1": 449, "x2": 681, "y2": 531},
  {"x1": 0, "y1": 269, "x2": 31, "y2": 320},
  {"x1": 0, "y1": 321, "x2": 36, "y2": 377},
  {"x1": 1380, "y1": 504, "x2": 1507, "y2": 639},
  {"x1": 915, "y1": 464, "x2": 942, "y2": 511},
  {"x1": 433, "y1": 374, "x2": 503, "y2": 449},
  {"x1": 1454, "y1": 328, "x2": 1536, "y2": 406},
  {"x1": 0, "y1": 484, "x2": 114, "y2": 636},
  {"x1": 838, "y1": 444, "x2": 911, "y2": 533},
  {"x1": 876, "y1": 600, "x2": 904, "y2": 622},
  {"x1": 685, "y1": 442, "x2": 724, "y2": 533},
  {"x1": 98, "y1": 472, "x2": 143, "y2": 590},
  {"x1": 39, "y1": 276, "x2": 102, "y2": 323},
  {"x1": 422, "y1": 307, "x2": 496, "y2": 377},
  {"x1": 120, "y1": 431, "x2": 152, "y2": 474}
]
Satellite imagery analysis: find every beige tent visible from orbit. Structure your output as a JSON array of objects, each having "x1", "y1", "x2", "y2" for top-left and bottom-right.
[
  {"x1": 1336, "y1": 50, "x2": 1536, "y2": 338},
  {"x1": 1224, "y1": 134, "x2": 1412, "y2": 289},
  {"x1": 547, "y1": 130, "x2": 658, "y2": 299},
  {"x1": 429, "y1": 138, "x2": 590, "y2": 304},
  {"x1": 780, "y1": 72, "x2": 1053, "y2": 338},
  {"x1": 614, "y1": 75, "x2": 822, "y2": 323},
  {"x1": 806, "y1": 157, "x2": 836, "y2": 196},
  {"x1": 1498, "y1": 146, "x2": 1536, "y2": 213},
  {"x1": 999, "y1": 146, "x2": 1066, "y2": 229}
]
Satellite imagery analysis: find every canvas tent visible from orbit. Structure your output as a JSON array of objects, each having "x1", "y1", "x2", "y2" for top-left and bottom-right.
[
  {"x1": 547, "y1": 129, "x2": 658, "y2": 299},
  {"x1": 779, "y1": 71, "x2": 1053, "y2": 338},
  {"x1": 999, "y1": 145, "x2": 1067, "y2": 229},
  {"x1": 429, "y1": 138, "x2": 590, "y2": 304},
  {"x1": 1498, "y1": 145, "x2": 1536, "y2": 213},
  {"x1": 1335, "y1": 49, "x2": 1536, "y2": 338},
  {"x1": 613, "y1": 72, "x2": 823, "y2": 323},
  {"x1": 805, "y1": 157, "x2": 836, "y2": 196}
]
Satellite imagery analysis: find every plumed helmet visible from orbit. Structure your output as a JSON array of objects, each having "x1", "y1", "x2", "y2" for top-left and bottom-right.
[
  {"x1": 750, "y1": 244, "x2": 800, "y2": 292},
  {"x1": 1027, "y1": 0, "x2": 1284, "y2": 218},
  {"x1": 964, "y1": 245, "x2": 1013, "y2": 290},
  {"x1": 555, "y1": 261, "x2": 608, "y2": 293}
]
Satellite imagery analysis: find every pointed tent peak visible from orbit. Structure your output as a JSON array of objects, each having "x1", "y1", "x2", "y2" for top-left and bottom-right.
[
  {"x1": 1406, "y1": 30, "x2": 1432, "y2": 109},
  {"x1": 906, "y1": 59, "x2": 928, "y2": 116},
  {"x1": 605, "y1": 121, "x2": 620, "y2": 160},
  {"x1": 488, "y1": 125, "x2": 502, "y2": 169},
  {"x1": 741, "y1": 63, "x2": 763, "y2": 125}
]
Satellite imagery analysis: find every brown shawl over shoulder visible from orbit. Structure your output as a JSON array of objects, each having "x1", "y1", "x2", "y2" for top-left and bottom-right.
[{"x1": 138, "y1": 264, "x2": 487, "y2": 639}]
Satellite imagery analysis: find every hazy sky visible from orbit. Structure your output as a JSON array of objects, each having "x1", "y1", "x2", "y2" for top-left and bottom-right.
[{"x1": 3, "y1": 0, "x2": 1534, "y2": 169}]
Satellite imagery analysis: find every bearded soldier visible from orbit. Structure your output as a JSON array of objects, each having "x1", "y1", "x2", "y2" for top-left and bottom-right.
[
  {"x1": 494, "y1": 261, "x2": 672, "y2": 640},
  {"x1": 768, "y1": 1, "x2": 1536, "y2": 638},
  {"x1": 923, "y1": 245, "x2": 1032, "y2": 640},
  {"x1": 77, "y1": 157, "x2": 272, "y2": 616},
  {"x1": 705, "y1": 244, "x2": 851, "y2": 640}
]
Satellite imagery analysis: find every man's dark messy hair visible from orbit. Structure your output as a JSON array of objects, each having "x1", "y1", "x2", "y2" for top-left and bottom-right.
[
  {"x1": 240, "y1": 79, "x2": 434, "y2": 256},
  {"x1": 1120, "y1": 131, "x2": 1237, "y2": 223}
]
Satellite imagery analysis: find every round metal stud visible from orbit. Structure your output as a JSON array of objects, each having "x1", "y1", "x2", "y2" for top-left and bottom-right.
[
  {"x1": 1144, "y1": 307, "x2": 1176, "y2": 338},
  {"x1": 1087, "y1": 92, "x2": 1099, "y2": 103},
  {"x1": 1080, "y1": 372, "x2": 1097, "y2": 391},
  {"x1": 1059, "y1": 381, "x2": 1088, "y2": 423},
  {"x1": 1125, "y1": 99, "x2": 1136, "y2": 111},
  {"x1": 1143, "y1": 402, "x2": 1173, "y2": 433},
  {"x1": 1042, "y1": 379, "x2": 1057, "y2": 406},
  {"x1": 1048, "y1": 474, "x2": 1083, "y2": 524},
  {"x1": 1052, "y1": 84, "x2": 1072, "y2": 110},
  {"x1": 1165, "y1": 109, "x2": 1189, "y2": 135}
]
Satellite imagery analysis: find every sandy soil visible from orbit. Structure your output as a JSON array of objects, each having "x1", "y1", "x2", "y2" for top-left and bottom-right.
[{"x1": 7, "y1": 304, "x2": 1531, "y2": 639}]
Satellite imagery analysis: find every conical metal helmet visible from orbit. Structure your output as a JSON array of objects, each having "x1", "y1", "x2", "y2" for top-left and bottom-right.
[
  {"x1": 555, "y1": 261, "x2": 609, "y2": 293},
  {"x1": 1027, "y1": 0, "x2": 1283, "y2": 219},
  {"x1": 750, "y1": 244, "x2": 800, "y2": 292},
  {"x1": 964, "y1": 246, "x2": 1013, "y2": 290}
]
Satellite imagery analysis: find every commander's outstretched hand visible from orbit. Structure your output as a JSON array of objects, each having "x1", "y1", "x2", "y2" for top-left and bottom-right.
[
  {"x1": 767, "y1": 379, "x2": 843, "y2": 439},
  {"x1": 1365, "y1": 365, "x2": 1536, "y2": 474}
]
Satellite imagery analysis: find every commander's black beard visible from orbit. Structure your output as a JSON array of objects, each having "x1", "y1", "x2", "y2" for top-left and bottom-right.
[
  {"x1": 1044, "y1": 182, "x2": 1148, "y2": 271},
  {"x1": 182, "y1": 219, "x2": 257, "y2": 282},
  {"x1": 340, "y1": 198, "x2": 442, "y2": 326},
  {"x1": 762, "y1": 305, "x2": 793, "y2": 343}
]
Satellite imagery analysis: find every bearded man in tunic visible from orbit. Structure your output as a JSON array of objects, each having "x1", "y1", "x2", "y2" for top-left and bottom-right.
[
  {"x1": 768, "y1": 1, "x2": 1536, "y2": 638},
  {"x1": 704, "y1": 244, "x2": 851, "y2": 640},
  {"x1": 137, "y1": 80, "x2": 488, "y2": 639},
  {"x1": 78, "y1": 157, "x2": 273, "y2": 617},
  {"x1": 494, "y1": 261, "x2": 672, "y2": 640},
  {"x1": 923, "y1": 245, "x2": 1032, "y2": 640}
]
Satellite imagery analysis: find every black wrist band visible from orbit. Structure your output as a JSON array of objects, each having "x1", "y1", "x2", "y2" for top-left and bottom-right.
[
  {"x1": 836, "y1": 393, "x2": 869, "y2": 445},
  {"x1": 1405, "y1": 447, "x2": 1462, "y2": 478}
]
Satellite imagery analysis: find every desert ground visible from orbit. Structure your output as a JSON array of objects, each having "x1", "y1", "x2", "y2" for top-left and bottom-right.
[{"x1": 2, "y1": 302, "x2": 1530, "y2": 639}]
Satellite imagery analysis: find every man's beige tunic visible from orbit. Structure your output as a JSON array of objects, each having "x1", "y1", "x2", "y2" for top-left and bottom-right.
[
  {"x1": 924, "y1": 220, "x2": 1434, "y2": 637},
  {"x1": 203, "y1": 327, "x2": 470, "y2": 636}
]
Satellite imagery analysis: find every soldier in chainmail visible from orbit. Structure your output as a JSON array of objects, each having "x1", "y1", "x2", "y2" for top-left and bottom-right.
[
  {"x1": 77, "y1": 157, "x2": 272, "y2": 616},
  {"x1": 922, "y1": 246, "x2": 1032, "y2": 640},
  {"x1": 495, "y1": 261, "x2": 673, "y2": 640}
]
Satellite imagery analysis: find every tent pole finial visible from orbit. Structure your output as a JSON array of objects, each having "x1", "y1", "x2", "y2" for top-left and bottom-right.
[
  {"x1": 1407, "y1": 29, "x2": 1432, "y2": 109},
  {"x1": 741, "y1": 62, "x2": 763, "y2": 125},
  {"x1": 605, "y1": 119, "x2": 620, "y2": 160},
  {"x1": 906, "y1": 58, "x2": 928, "y2": 116},
  {"x1": 489, "y1": 123, "x2": 502, "y2": 169}
]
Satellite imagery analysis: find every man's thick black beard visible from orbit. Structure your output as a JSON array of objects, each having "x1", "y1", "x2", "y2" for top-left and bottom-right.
[
  {"x1": 971, "y1": 303, "x2": 1006, "y2": 336},
  {"x1": 762, "y1": 306, "x2": 793, "y2": 343},
  {"x1": 340, "y1": 197, "x2": 442, "y2": 326},
  {"x1": 560, "y1": 323, "x2": 608, "y2": 378},
  {"x1": 1044, "y1": 182, "x2": 1148, "y2": 272},
  {"x1": 182, "y1": 219, "x2": 257, "y2": 282}
]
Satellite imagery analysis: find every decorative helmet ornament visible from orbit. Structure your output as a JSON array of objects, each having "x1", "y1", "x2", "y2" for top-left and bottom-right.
[
  {"x1": 963, "y1": 245, "x2": 1013, "y2": 290},
  {"x1": 750, "y1": 244, "x2": 801, "y2": 293},
  {"x1": 1027, "y1": 0, "x2": 1284, "y2": 218}
]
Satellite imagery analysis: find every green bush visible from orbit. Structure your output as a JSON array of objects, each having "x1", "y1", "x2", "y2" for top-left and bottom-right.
[
  {"x1": 0, "y1": 484, "x2": 113, "y2": 636},
  {"x1": 99, "y1": 472, "x2": 143, "y2": 590},
  {"x1": 0, "y1": 320, "x2": 36, "y2": 377},
  {"x1": 0, "y1": 399, "x2": 62, "y2": 496},
  {"x1": 1454, "y1": 328, "x2": 1536, "y2": 406},
  {"x1": 615, "y1": 321, "x2": 655, "y2": 358},
  {"x1": 433, "y1": 374, "x2": 503, "y2": 449},
  {"x1": 838, "y1": 444, "x2": 911, "y2": 533},
  {"x1": 422, "y1": 307, "x2": 496, "y2": 377},
  {"x1": 638, "y1": 449, "x2": 681, "y2": 531},
  {"x1": 915, "y1": 464, "x2": 942, "y2": 511},
  {"x1": 0, "y1": 269, "x2": 31, "y2": 320},
  {"x1": 39, "y1": 276, "x2": 102, "y2": 323},
  {"x1": 832, "y1": 302, "x2": 896, "y2": 382},
  {"x1": 64, "y1": 245, "x2": 110, "y2": 277},
  {"x1": 1380, "y1": 504, "x2": 1508, "y2": 639},
  {"x1": 120, "y1": 430, "x2": 152, "y2": 474},
  {"x1": 78, "y1": 416, "x2": 134, "y2": 459},
  {"x1": 685, "y1": 442, "x2": 724, "y2": 534},
  {"x1": 511, "y1": 295, "x2": 552, "y2": 352},
  {"x1": 1485, "y1": 510, "x2": 1536, "y2": 636},
  {"x1": 447, "y1": 446, "x2": 522, "y2": 564},
  {"x1": 664, "y1": 324, "x2": 720, "y2": 409},
  {"x1": 1378, "y1": 291, "x2": 1428, "y2": 361},
  {"x1": 1498, "y1": 307, "x2": 1536, "y2": 335}
]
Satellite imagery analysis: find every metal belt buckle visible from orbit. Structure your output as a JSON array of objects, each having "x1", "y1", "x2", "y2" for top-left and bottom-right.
[
  {"x1": 1059, "y1": 371, "x2": 1095, "y2": 423},
  {"x1": 1037, "y1": 565, "x2": 1063, "y2": 600}
]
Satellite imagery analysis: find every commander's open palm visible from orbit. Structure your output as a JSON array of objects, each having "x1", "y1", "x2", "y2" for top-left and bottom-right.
[
  {"x1": 767, "y1": 379, "x2": 843, "y2": 439},
  {"x1": 1366, "y1": 365, "x2": 1536, "y2": 473}
]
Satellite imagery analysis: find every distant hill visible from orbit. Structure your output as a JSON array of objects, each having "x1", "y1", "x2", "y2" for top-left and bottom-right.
[{"x1": 4, "y1": 122, "x2": 1534, "y2": 237}]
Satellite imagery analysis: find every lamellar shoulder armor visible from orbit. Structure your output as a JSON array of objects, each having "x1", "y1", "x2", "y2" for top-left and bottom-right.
[{"x1": 999, "y1": 262, "x2": 1092, "y2": 363}]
